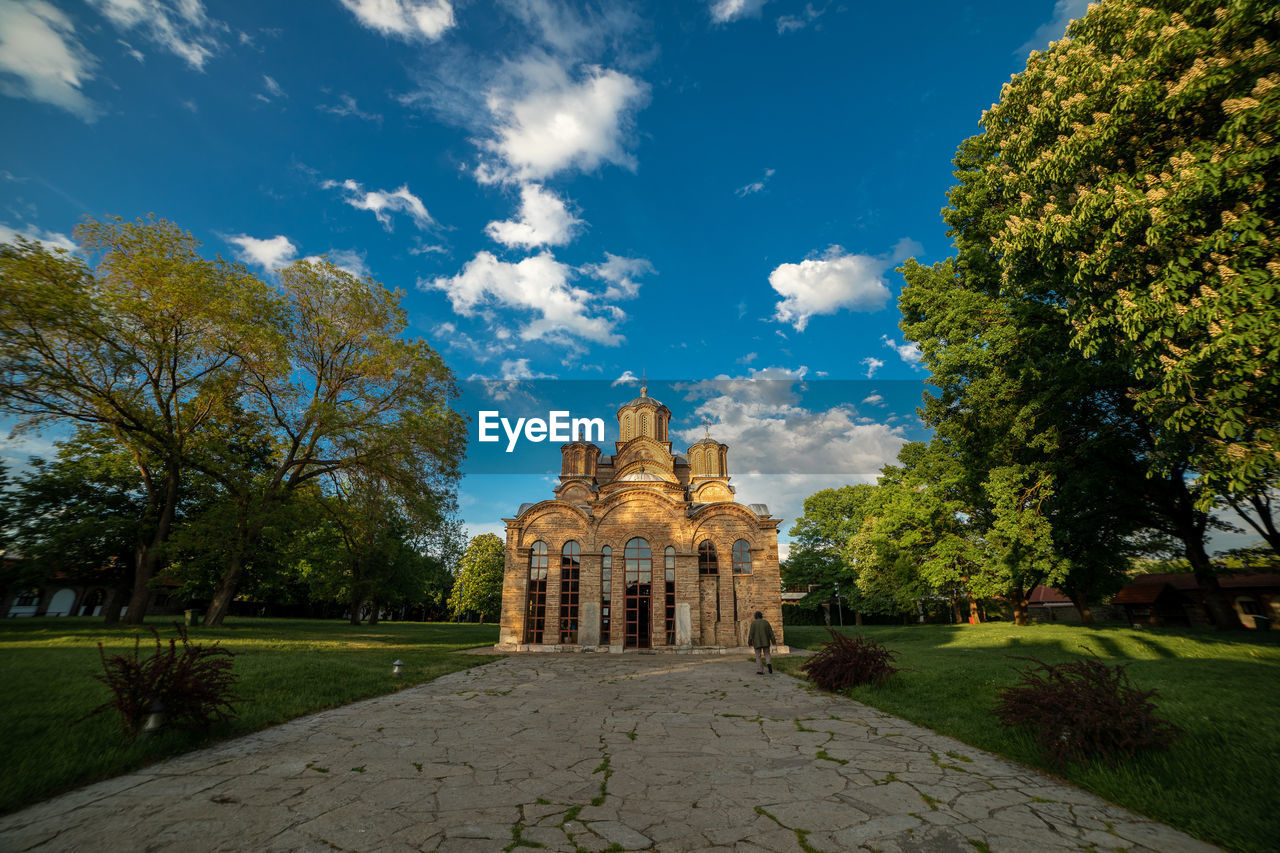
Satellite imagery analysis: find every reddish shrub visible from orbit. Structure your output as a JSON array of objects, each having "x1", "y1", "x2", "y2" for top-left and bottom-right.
[
  {"x1": 84, "y1": 624, "x2": 240, "y2": 737},
  {"x1": 993, "y1": 654, "x2": 1181, "y2": 767},
  {"x1": 801, "y1": 630, "x2": 900, "y2": 691}
]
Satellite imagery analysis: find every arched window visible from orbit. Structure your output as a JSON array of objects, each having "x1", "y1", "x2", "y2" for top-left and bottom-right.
[
  {"x1": 525, "y1": 541, "x2": 549, "y2": 643},
  {"x1": 560, "y1": 542, "x2": 581, "y2": 643},
  {"x1": 624, "y1": 538, "x2": 652, "y2": 649},
  {"x1": 664, "y1": 546, "x2": 676, "y2": 645},
  {"x1": 642, "y1": 412, "x2": 651, "y2": 437},
  {"x1": 622, "y1": 413, "x2": 632, "y2": 441},
  {"x1": 732, "y1": 539, "x2": 752, "y2": 575},
  {"x1": 698, "y1": 540, "x2": 718, "y2": 575},
  {"x1": 600, "y1": 546, "x2": 612, "y2": 644}
]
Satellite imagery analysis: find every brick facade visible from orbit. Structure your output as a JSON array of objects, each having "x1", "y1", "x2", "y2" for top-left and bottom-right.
[{"x1": 498, "y1": 388, "x2": 784, "y2": 651}]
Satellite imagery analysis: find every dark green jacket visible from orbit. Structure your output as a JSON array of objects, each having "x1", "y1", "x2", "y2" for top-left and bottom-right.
[{"x1": 748, "y1": 617, "x2": 776, "y2": 649}]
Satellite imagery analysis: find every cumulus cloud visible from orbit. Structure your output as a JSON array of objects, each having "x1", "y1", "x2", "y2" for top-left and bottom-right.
[
  {"x1": 88, "y1": 0, "x2": 225, "y2": 70},
  {"x1": 423, "y1": 251, "x2": 623, "y2": 346},
  {"x1": 674, "y1": 367, "x2": 907, "y2": 480},
  {"x1": 476, "y1": 56, "x2": 648, "y2": 184},
  {"x1": 770, "y1": 238, "x2": 921, "y2": 331},
  {"x1": 485, "y1": 183, "x2": 582, "y2": 248},
  {"x1": 338, "y1": 0, "x2": 455, "y2": 41},
  {"x1": 612, "y1": 369, "x2": 639, "y2": 387},
  {"x1": 0, "y1": 222, "x2": 77, "y2": 253},
  {"x1": 709, "y1": 0, "x2": 769, "y2": 24},
  {"x1": 226, "y1": 233, "x2": 297, "y2": 271},
  {"x1": 581, "y1": 252, "x2": 653, "y2": 300},
  {"x1": 882, "y1": 335, "x2": 923, "y2": 365},
  {"x1": 777, "y1": 3, "x2": 823, "y2": 34},
  {"x1": 0, "y1": 0, "x2": 97, "y2": 119},
  {"x1": 861, "y1": 356, "x2": 884, "y2": 378},
  {"x1": 322, "y1": 178, "x2": 435, "y2": 231}
]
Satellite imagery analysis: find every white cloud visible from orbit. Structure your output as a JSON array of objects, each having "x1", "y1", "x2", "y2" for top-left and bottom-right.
[
  {"x1": 861, "y1": 393, "x2": 884, "y2": 406},
  {"x1": 499, "y1": 358, "x2": 556, "y2": 380},
  {"x1": 318, "y1": 93, "x2": 381, "y2": 123},
  {"x1": 1017, "y1": 0, "x2": 1089, "y2": 56},
  {"x1": 709, "y1": 0, "x2": 769, "y2": 23},
  {"x1": 302, "y1": 248, "x2": 369, "y2": 279},
  {"x1": 423, "y1": 251, "x2": 623, "y2": 346},
  {"x1": 485, "y1": 183, "x2": 582, "y2": 248},
  {"x1": 881, "y1": 334, "x2": 923, "y2": 365},
  {"x1": 88, "y1": 0, "x2": 225, "y2": 71},
  {"x1": 0, "y1": 221, "x2": 76, "y2": 253},
  {"x1": 226, "y1": 233, "x2": 297, "y2": 271},
  {"x1": 777, "y1": 3, "x2": 823, "y2": 34},
  {"x1": 338, "y1": 0, "x2": 455, "y2": 41},
  {"x1": 736, "y1": 167, "x2": 774, "y2": 197},
  {"x1": 770, "y1": 247, "x2": 891, "y2": 331},
  {"x1": 476, "y1": 56, "x2": 648, "y2": 184},
  {"x1": 611, "y1": 369, "x2": 639, "y2": 387},
  {"x1": 322, "y1": 178, "x2": 436, "y2": 231},
  {"x1": 771, "y1": 238, "x2": 920, "y2": 331},
  {"x1": 262, "y1": 74, "x2": 284, "y2": 98},
  {"x1": 0, "y1": 0, "x2": 97, "y2": 120},
  {"x1": 861, "y1": 356, "x2": 884, "y2": 378},
  {"x1": 737, "y1": 352, "x2": 758, "y2": 365},
  {"x1": 581, "y1": 252, "x2": 653, "y2": 300}
]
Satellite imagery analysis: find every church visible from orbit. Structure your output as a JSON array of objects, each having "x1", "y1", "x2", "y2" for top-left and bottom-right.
[{"x1": 497, "y1": 386, "x2": 784, "y2": 651}]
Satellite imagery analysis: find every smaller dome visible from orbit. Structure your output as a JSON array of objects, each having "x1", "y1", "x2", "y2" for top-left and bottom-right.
[
  {"x1": 620, "y1": 469, "x2": 664, "y2": 482},
  {"x1": 692, "y1": 435, "x2": 720, "y2": 447}
]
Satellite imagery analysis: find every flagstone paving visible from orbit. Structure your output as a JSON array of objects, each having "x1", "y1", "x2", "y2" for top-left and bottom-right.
[{"x1": 0, "y1": 653, "x2": 1219, "y2": 853}]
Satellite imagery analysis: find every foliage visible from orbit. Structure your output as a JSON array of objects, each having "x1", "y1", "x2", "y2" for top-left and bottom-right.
[
  {"x1": 83, "y1": 624, "x2": 240, "y2": 737},
  {"x1": 800, "y1": 629, "x2": 900, "y2": 691},
  {"x1": 0, "y1": 218, "x2": 276, "y2": 623},
  {"x1": 993, "y1": 653, "x2": 1183, "y2": 769},
  {"x1": 449, "y1": 533, "x2": 505, "y2": 621}
]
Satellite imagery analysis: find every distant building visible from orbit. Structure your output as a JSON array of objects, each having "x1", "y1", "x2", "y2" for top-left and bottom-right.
[
  {"x1": 497, "y1": 387, "x2": 784, "y2": 651},
  {"x1": 1113, "y1": 573, "x2": 1279, "y2": 630}
]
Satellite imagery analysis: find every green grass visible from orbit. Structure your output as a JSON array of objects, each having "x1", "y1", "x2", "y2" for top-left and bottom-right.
[
  {"x1": 780, "y1": 623, "x2": 1280, "y2": 853},
  {"x1": 0, "y1": 617, "x2": 501, "y2": 814}
]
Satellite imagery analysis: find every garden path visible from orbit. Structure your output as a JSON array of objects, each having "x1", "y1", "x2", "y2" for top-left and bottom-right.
[{"x1": 0, "y1": 653, "x2": 1219, "y2": 852}]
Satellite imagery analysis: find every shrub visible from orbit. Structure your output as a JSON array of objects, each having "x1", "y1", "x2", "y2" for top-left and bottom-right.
[
  {"x1": 84, "y1": 624, "x2": 240, "y2": 737},
  {"x1": 993, "y1": 654, "x2": 1181, "y2": 767},
  {"x1": 801, "y1": 630, "x2": 900, "y2": 691}
]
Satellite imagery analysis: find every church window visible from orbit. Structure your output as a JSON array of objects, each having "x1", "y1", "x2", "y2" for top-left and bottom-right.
[
  {"x1": 525, "y1": 541, "x2": 549, "y2": 643},
  {"x1": 664, "y1": 546, "x2": 676, "y2": 645},
  {"x1": 732, "y1": 539, "x2": 752, "y2": 575},
  {"x1": 642, "y1": 412, "x2": 651, "y2": 437},
  {"x1": 560, "y1": 541, "x2": 581, "y2": 643},
  {"x1": 698, "y1": 540, "x2": 718, "y2": 575},
  {"x1": 622, "y1": 413, "x2": 632, "y2": 441},
  {"x1": 600, "y1": 546, "x2": 612, "y2": 644},
  {"x1": 624, "y1": 538, "x2": 652, "y2": 649}
]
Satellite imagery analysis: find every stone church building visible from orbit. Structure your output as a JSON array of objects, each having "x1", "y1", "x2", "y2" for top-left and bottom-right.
[{"x1": 497, "y1": 387, "x2": 784, "y2": 651}]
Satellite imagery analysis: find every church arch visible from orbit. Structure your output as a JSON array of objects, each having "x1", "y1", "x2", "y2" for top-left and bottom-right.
[{"x1": 623, "y1": 538, "x2": 652, "y2": 649}]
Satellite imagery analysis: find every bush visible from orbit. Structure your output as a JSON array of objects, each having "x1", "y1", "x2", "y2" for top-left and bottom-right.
[
  {"x1": 993, "y1": 654, "x2": 1181, "y2": 767},
  {"x1": 84, "y1": 624, "x2": 240, "y2": 737},
  {"x1": 801, "y1": 629, "x2": 900, "y2": 691}
]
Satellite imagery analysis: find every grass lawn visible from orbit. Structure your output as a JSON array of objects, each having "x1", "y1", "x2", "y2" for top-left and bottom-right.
[
  {"x1": 779, "y1": 622, "x2": 1280, "y2": 853},
  {"x1": 0, "y1": 617, "x2": 500, "y2": 815}
]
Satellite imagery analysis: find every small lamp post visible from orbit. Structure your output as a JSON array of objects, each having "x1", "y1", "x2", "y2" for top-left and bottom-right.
[
  {"x1": 392, "y1": 659, "x2": 404, "y2": 676},
  {"x1": 143, "y1": 699, "x2": 165, "y2": 736}
]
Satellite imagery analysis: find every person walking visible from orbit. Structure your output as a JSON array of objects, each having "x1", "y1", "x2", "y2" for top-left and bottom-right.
[{"x1": 748, "y1": 610, "x2": 776, "y2": 674}]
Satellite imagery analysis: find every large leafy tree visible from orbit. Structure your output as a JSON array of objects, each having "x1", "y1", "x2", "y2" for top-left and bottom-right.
[
  {"x1": 0, "y1": 219, "x2": 275, "y2": 623},
  {"x1": 976, "y1": 0, "x2": 1278, "y2": 538},
  {"x1": 448, "y1": 533, "x2": 505, "y2": 623},
  {"x1": 200, "y1": 258, "x2": 466, "y2": 625}
]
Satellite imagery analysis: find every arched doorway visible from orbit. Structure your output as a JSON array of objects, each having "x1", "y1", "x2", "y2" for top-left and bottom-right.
[{"x1": 624, "y1": 537, "x2": 652, "y2": 649}]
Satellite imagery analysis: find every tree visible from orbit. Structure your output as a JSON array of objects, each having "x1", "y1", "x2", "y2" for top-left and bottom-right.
[
  {"x1": 922, "y1": 0, "x2": 1280, "y2": 625},
  {"x1": 448, "y1": 533, "x2": 505, "y2": 623},
  {"x1": 0, "y1": 219, "x2": 275, "y2": 623},
  {"x1": 201, "y1": 258, "x2": 466, "y2": 625}
]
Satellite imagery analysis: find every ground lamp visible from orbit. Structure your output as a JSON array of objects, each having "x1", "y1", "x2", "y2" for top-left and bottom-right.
[
  {"x1": 393, "y1": 660, "x2": 404, "y2": 676},
  {"x1": 143, "y1": 700, "x2": 165, "y2": 736}
]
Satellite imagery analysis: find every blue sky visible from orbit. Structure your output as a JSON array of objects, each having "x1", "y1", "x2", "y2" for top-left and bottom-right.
[{"x1": 3, "y1": 0, "x2": 1171, "y2": 555}]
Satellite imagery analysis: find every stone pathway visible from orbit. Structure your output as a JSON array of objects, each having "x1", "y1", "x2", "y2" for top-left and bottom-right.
[{"x1": 0, "y1": 654, "x2": 1218, "y2": 852}]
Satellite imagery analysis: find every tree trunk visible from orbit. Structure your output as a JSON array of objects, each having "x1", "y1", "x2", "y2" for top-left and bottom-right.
[
  {"x1": 349, "y1": 594, "x2": 363, "y2": 625},
  {"x1": 969, "y1": 598, "x2": 982, "y2": 624},
  {"x1": 1012, "y1": 584, "x2": 1029, "y2": 626},
  {"x1": 102, "y1": 587, "x2": 126, "y2": 625},
  {"x1": 1168, "y1": 476, "x2": 1241, "y2": 630},
  {"x1": 1067, "y1": 591, "x2": 1094, "y2": 625},
  {"x1": 368, "y1": 599, "x2": 380, "y2": 625},
  {"x1": 123, "y1": 465, "x2": 180, "y2": 626},
  {"x1": 854, "y1": 611, "x2": 863, "y2": 626},
  {"x1": 951, "y1": 595, "x2": 964, "y2": 624},
  {"x1": 204, "y1": 517, "x2": 257, "y2": 627}
]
